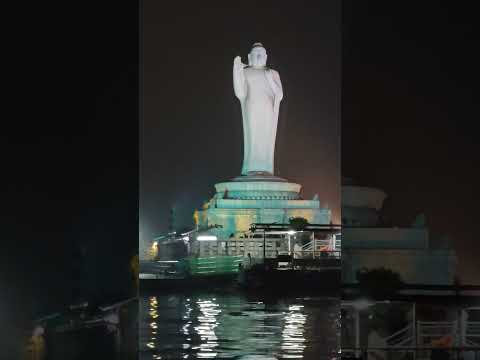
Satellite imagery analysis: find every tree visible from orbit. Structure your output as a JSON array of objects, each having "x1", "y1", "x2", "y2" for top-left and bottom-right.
[
  {"x1": 356, "y1": 267, "x2": 404, "y2": 299},
  {"x1": 411, "y1": 213, "x2": 426, "y2": 228},
  {"x1": 289, "y1": 217, "x2": 309, "y2": 231}
]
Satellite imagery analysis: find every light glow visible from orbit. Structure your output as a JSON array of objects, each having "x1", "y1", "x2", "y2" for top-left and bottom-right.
[{"x1": 197, "y1": 235, "x2": 218, "y2": 241}]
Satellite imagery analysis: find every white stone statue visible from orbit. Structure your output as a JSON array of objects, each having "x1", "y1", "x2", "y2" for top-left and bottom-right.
[{"x1": 233, "y1": 43, "x2": 283, "y2": 176}]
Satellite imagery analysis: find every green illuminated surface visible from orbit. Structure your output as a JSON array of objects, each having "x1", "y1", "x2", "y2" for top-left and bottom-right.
[{"x1": 183, "y1": 256, "x2": 243, "y2": 276}]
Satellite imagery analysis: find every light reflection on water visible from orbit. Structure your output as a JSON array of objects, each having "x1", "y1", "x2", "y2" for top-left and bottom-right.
[{"x1": 140, "y1": 294, "x2": 339, "y2": 359}]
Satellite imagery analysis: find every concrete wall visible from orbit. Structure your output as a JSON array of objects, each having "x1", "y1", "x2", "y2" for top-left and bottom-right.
[{"x1": 342, "y1": 228, "x2": 429, "y2": 250}]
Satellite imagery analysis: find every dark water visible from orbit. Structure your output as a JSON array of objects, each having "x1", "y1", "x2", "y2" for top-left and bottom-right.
[{"x1": 140, "y1": 293, "x2": 340, "y2": 360}]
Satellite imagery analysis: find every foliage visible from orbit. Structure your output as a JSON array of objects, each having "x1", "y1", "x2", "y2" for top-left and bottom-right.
[
  {"x1": 289, "y1": 217, "x2": 309, "y2": 231},
  {"x1": 356, "y1": 267, "x2": 404, "y2": 299}
]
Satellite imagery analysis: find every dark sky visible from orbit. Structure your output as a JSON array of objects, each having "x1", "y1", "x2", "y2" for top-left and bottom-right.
[
  {"x1": 141, "y1": 1, "x2": 341, "y2": 239},
  {"x1": 342, "y1": 3, "x2": 479, "y2": 284},
  {"x1": 2, "y1": 3, "x2": 140, "y2": 356},
  {"x1": 1, "y1": 2, "x2": 139, "y2": 326}
]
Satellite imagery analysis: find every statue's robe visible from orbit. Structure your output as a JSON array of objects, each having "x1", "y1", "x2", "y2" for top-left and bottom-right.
[{"x1": 234, "y1": 67, "x2": 282, "y2": 175}]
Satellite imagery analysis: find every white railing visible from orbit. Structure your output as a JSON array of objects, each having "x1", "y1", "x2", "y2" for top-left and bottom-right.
[
  {"x1": 195, "y1": 236, "x2": 341, "y2": 260},
  {"x1": 384, "y1": 320, "x2": 480, "y2": 348},
  {"x1": 417, "y1": 321, "x2": 457, "y2": 346},
  {"x1": 301, "y1": 243, "x2": 313, "y2": 251},
  {"x1": 300, "y1": 239, "x2": 341, "y2": 259},
  {"x1": 294, "y1": 250, "x2": 341, "y2": 259},
  {"x1": 466, "y1": 321, "x2": 480, "y2": 346},
  {"x1": 301, "y1": 240, "x2": 331, "y2": 250}
]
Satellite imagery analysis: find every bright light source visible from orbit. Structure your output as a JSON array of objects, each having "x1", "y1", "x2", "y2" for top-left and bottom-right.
[
  {"x1": 182, "y1": 236, "x2": 189, "y2": 241},
  {"x1": 197, "y1": 235, "x2": 217, "y2": 241},
  {"x1": 288, "y1": 230, "x2": 296, "y2": 235},
  {"x1": 152, "y1": 241, "x2": 158, "y2": 247}
]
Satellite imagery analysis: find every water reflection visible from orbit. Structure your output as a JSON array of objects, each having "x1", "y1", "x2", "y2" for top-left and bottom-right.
[
  {"x1": 140, "y1": 294, "x2": 339, "y2": 359},
  {"x1": 193, "y1": 299, "x2": 221, "y2": 358},
  {"x1": 281, "y1": 305, "x2": 307, "y2": 357}
]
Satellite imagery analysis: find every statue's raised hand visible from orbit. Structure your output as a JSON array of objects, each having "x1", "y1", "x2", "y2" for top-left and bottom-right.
[
  {"x1": 233, "y1": 56, "x2": 247, "y2": 100},
  {"x1": 234, "y1": 56, "x2": 246, "y2": 71}
]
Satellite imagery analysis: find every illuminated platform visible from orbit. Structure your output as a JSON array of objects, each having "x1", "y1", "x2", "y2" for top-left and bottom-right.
[{"x1": 197, "y1": 175, "x2": 331, "y2": 240}]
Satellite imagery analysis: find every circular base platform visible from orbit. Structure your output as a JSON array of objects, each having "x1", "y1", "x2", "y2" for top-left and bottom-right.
[
  {"x1": 231, "y1": 172, "x2": 288, "y2": 183},
  {"x1": 214, "y1": 178, "x2": 301, "y2": 200}
]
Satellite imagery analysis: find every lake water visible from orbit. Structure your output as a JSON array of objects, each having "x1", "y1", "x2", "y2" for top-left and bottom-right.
[{"x1": 139, "y1": 292, "x2": 340, "y2": 360}]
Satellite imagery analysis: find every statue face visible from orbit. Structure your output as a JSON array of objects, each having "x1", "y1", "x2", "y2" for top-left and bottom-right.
[{"x1": 248, "y1": 47, "x2": 267, "y2": 68}]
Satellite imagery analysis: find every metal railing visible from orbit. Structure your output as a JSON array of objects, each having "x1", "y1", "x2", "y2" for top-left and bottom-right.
[
  {"x1": 384, "y1": 323, "x2": 415, "y2": 347},
  {"x1": 341, "y1": 346, "x2": 480, "y2": 359},
  {"x1": 301, "y1": 239, "x2": 341, "y2": 258},
  {"x1": 417, "y1": 320, "x2": 457, "y2": 347},
  {"x1": 294, "y1": 250, "x2": 341, "y2": 259},
  {"x1": 466, "y1": 321, "x2": 480, "y2": 346}
]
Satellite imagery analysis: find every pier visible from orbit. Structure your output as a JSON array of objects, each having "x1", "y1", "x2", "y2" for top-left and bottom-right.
[{"x1": 341, "y1": 300, "x2": 480, "y2": 359}]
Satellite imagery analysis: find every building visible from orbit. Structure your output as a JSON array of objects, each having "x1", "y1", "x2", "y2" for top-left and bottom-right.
[{"x1": 341, "y1": 177, "x2": 457, "y2": 285}]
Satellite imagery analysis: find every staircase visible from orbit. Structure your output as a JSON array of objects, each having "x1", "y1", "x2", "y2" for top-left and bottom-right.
[{"x1": 384, "y1": 323, "x2": 415, "y2": 347}]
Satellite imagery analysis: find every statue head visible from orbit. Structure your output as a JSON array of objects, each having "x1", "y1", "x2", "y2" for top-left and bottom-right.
[{"x1": 248, "y1": 42, "x2": 267, "y2": 68}]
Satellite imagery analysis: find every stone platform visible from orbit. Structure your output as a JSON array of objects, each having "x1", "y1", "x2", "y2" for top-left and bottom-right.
[
  {"x1": 214, "y1": 179, "x2": 301, "y2": 200},
  {"x1": 198, "y1": 175, "x2": 331, "y2": 238}
]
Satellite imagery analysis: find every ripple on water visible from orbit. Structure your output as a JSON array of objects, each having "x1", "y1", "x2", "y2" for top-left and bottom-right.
[{"x1": 140, "y1": 293, "x2": 340, "y2": 360}]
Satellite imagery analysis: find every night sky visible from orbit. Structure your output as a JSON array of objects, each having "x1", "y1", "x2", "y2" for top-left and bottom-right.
[
  {"x1": 1, "y1": 4, "x2": 139, "y2": 346},
  {"x1": 343, "y1": 3, "x2": 479, "y2": 284},
  {"x1": 141, "y1": 0, "x2": 341, "y2": 241}
]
